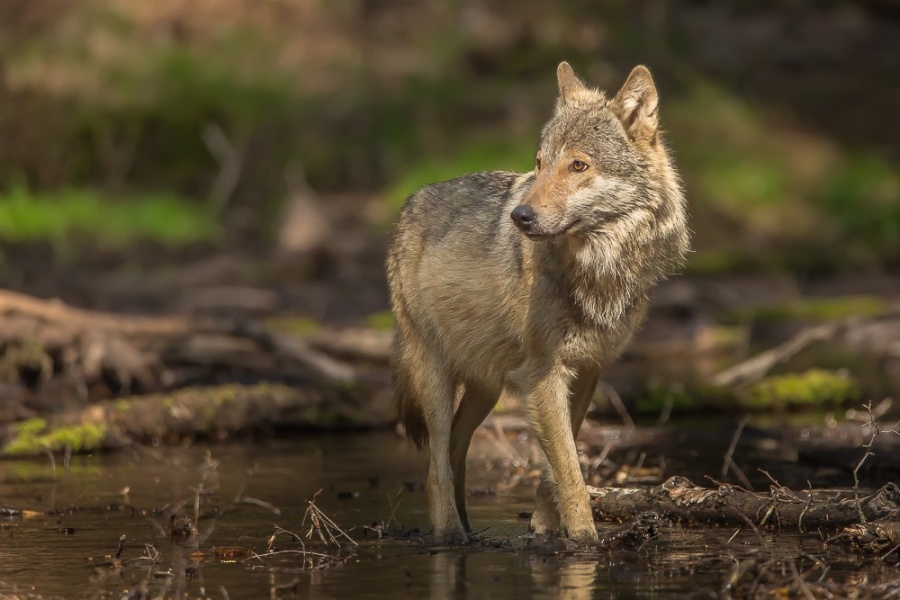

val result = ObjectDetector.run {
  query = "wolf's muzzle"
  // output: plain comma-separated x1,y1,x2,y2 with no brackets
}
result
510,205,536,231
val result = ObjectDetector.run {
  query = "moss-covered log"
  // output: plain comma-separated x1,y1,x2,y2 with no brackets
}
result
0,382,394,457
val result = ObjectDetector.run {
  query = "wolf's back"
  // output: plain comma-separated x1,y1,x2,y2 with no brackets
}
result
386,170,530,446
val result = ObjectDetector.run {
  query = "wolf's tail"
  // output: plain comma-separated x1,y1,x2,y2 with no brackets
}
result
392,334,429,449
394,367,429,449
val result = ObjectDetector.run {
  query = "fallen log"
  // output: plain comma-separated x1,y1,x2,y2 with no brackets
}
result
0,382,394,457
588,476,900,529
711,309,900,388
0,289,364,412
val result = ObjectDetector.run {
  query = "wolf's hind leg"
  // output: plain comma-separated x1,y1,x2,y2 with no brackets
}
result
404,337,466,544
531,370,599,537
450,381,501,532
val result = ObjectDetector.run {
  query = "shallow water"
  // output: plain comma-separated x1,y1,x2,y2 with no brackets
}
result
1,428,898,599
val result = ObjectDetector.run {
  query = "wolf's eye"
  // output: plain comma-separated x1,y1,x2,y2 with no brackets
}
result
570,160,589,173
535,156,542,171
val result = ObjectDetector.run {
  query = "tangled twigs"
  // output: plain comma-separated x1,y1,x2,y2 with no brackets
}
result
302,490,358,549
852,402,900,524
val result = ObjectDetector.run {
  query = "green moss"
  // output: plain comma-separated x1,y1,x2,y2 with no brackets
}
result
202,406,219,432
365,311,395,331
739,296,889,323
743,369,858,410
14,418,48,436
266,317,321,336
3,422,108,456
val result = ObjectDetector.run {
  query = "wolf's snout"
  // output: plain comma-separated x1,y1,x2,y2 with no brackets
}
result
510,205,536,230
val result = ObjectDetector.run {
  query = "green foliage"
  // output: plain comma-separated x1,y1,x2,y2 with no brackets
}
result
743,369,858,410
739,296,889,323
365,311,395,331
667,84,900,272
265,317,321,336
0,184,220,248
817,154,900,253
3,1,899,273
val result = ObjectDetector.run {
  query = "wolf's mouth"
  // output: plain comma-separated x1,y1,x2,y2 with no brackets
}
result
524,219,581,239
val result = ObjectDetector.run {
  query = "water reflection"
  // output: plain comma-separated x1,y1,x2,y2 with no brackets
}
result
430,553,467,600
529,555,599,600
426,551,601,600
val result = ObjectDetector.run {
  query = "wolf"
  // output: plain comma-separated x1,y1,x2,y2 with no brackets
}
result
386,62,689,544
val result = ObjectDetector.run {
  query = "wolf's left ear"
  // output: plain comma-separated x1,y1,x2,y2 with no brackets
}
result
556,61,586,105
612,66,659,143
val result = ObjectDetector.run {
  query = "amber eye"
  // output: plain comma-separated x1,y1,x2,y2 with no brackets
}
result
570,160,589,173
535,156,542,171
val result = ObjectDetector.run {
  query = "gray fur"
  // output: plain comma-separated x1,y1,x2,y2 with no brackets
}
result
387,62,689,544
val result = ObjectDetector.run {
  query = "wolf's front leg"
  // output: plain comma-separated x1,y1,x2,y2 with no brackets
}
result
524,362,598,543
530,368,599,535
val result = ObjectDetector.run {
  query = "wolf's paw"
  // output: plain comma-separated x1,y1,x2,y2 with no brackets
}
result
432,526,470,546
564,524,600,545
529,513,559,537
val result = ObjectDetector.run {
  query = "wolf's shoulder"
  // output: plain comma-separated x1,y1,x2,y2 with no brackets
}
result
405,170,531,211
397,170,532,247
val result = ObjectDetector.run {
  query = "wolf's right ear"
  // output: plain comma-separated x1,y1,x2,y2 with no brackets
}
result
556,61,586,105
612,65,659,143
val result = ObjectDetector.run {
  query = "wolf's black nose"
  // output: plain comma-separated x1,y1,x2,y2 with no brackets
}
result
511,205,536,230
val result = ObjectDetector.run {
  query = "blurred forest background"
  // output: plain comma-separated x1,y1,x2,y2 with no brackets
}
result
1,0,899,431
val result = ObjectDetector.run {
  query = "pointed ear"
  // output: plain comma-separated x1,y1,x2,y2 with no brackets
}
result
556,61,586,105
612,65,659,142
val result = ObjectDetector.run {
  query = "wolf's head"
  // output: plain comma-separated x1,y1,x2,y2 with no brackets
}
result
511,62,680,241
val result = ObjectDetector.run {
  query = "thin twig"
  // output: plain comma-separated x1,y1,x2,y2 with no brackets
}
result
599,382,635,430
728,460,754,491
853,402,880,524
239,496,282,515
41,448,56,478
202,121,247,214
721,415,750,479
789,557,816,600
798,481,814,534
491,420,528,466
657,387,676,425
